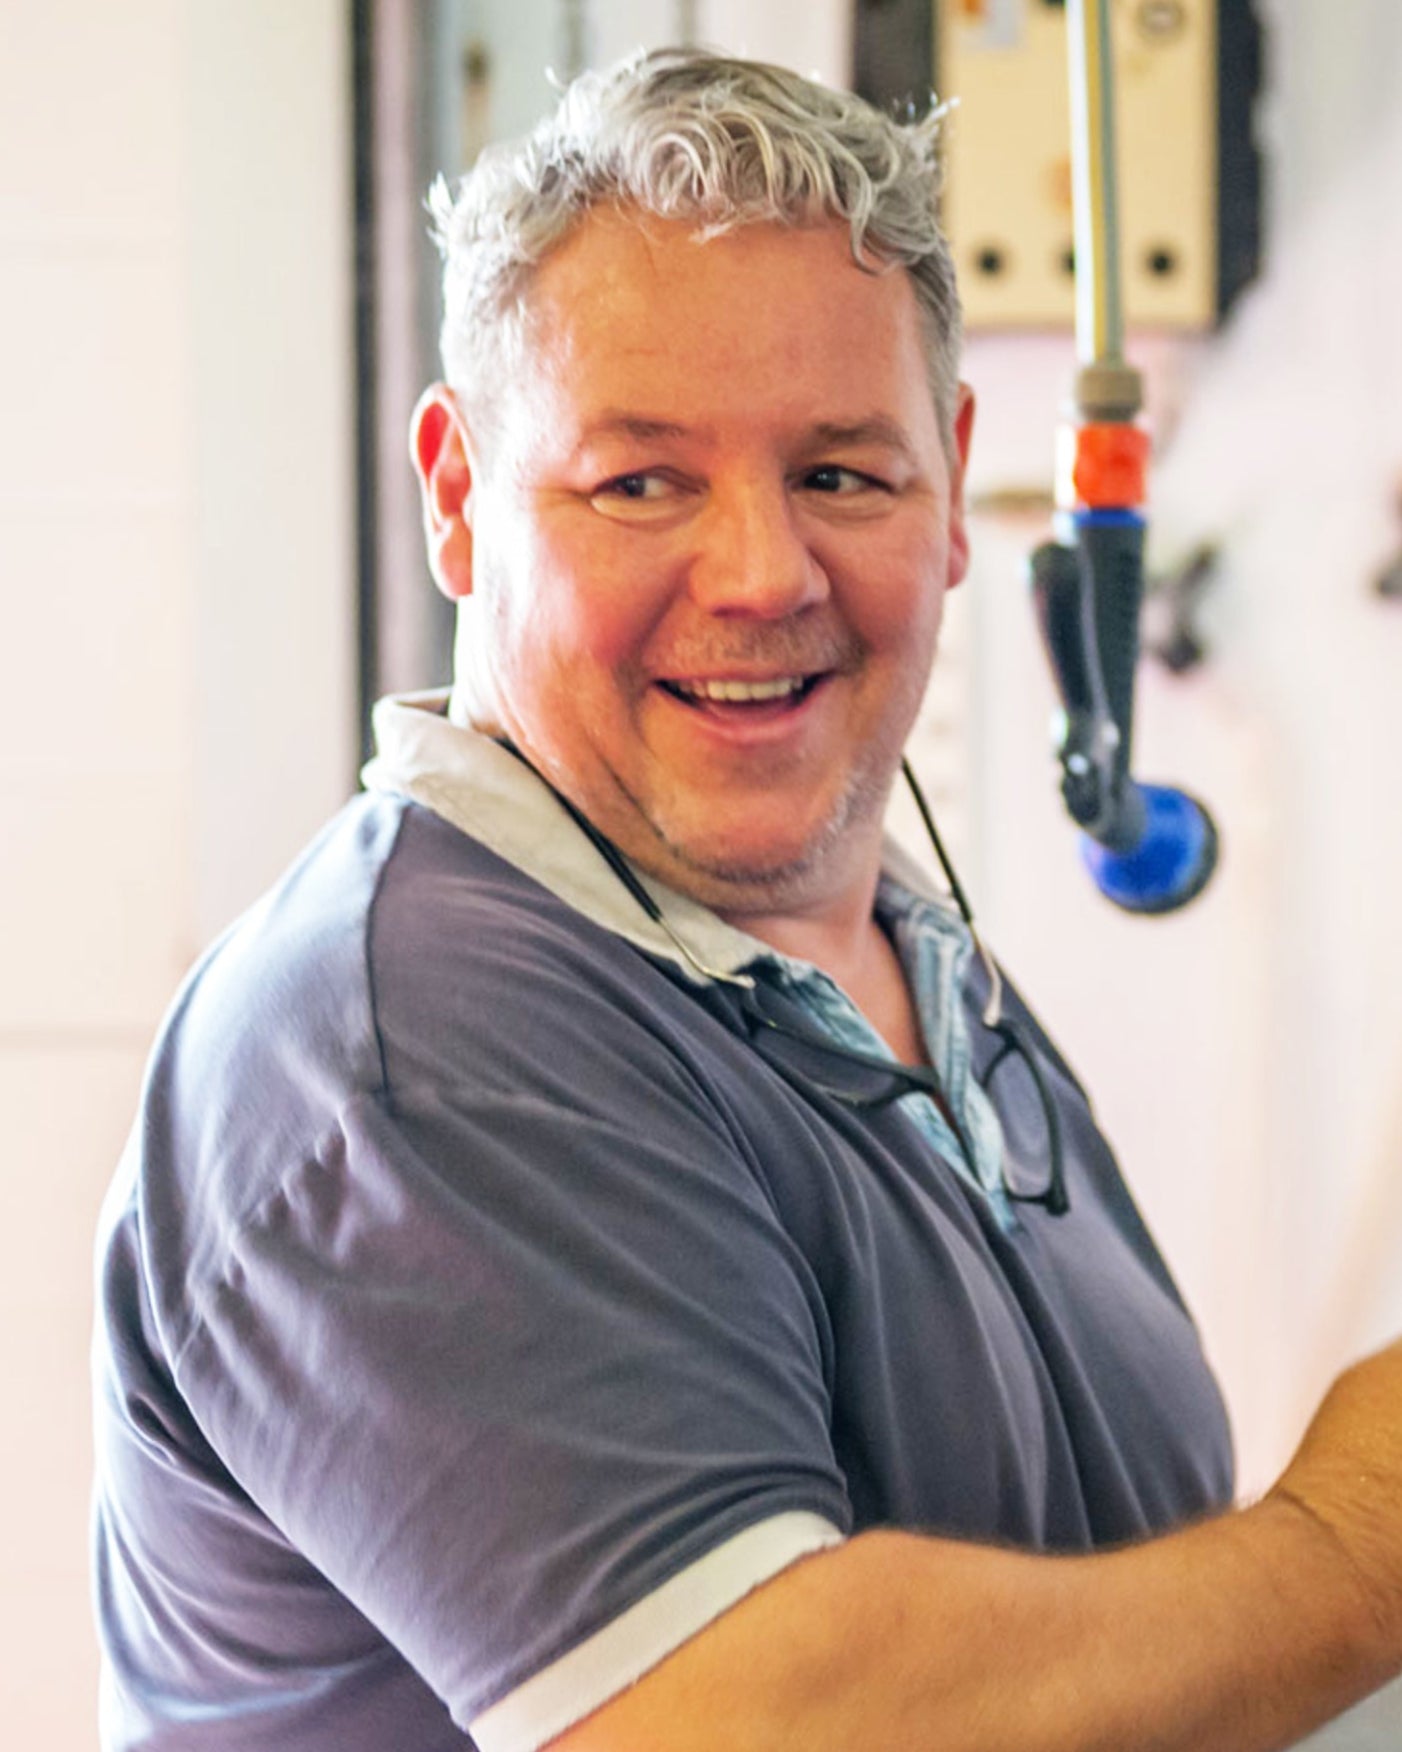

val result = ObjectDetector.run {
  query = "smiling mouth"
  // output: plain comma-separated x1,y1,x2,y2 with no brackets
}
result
658,674,825,708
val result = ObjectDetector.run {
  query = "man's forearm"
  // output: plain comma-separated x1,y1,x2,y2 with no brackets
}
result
555,1481,1400,1752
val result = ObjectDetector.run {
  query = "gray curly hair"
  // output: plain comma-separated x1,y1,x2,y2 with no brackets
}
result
429,47,963,446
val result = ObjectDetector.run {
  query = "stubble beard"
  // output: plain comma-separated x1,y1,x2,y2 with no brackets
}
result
617,740,901,919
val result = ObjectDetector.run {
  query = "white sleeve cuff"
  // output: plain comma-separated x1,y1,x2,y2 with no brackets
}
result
469,1510,846,1752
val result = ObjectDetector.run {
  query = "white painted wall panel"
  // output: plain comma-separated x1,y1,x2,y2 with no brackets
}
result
0,776,194,1031
700,0,851,83
0,0,183,239
0,507,193,776
0,5,354,1746
0,250,186,502
186,0,357,943
0,1045,148,1748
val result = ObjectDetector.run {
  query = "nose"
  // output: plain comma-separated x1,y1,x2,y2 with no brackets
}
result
686,477,829,619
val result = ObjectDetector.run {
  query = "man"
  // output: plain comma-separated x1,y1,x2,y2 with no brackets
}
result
93,47,1402,1752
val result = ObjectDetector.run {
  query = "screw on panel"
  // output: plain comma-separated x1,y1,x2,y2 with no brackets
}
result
1137,0,1187,40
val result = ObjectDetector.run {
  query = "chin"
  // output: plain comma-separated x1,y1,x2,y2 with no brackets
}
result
672,838,818,890
652,794,871,908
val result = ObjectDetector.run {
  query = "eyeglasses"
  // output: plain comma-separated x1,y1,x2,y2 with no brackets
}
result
519,750,1069,1218
722,959,1068,1218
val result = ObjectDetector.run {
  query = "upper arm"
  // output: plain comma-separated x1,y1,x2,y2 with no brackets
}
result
176,980,852,1744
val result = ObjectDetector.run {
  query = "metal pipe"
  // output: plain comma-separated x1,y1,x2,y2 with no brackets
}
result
1066,0,1141,420
1035,0,1219,912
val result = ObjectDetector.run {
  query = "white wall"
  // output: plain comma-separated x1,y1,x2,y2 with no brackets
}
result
0,3,354,1744
454,0,851,151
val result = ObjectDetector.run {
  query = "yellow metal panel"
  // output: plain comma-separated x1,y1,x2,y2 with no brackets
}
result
939,0,1218,329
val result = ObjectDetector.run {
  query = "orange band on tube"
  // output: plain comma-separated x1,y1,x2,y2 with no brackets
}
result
1056,422,1151,511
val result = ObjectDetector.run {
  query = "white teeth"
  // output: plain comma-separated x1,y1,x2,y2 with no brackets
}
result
675,676,805,703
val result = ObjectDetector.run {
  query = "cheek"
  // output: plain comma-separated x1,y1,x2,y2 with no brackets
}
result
525,525,675,674
830,529,950,651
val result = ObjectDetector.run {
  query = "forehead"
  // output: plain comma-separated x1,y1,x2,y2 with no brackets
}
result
497,208,938,445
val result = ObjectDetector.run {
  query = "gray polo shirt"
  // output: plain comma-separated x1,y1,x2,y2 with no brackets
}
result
92,697,1234,1751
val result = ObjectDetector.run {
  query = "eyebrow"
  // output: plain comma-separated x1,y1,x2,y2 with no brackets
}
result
807,417,919,458
571,412,919,456
575,414,701,447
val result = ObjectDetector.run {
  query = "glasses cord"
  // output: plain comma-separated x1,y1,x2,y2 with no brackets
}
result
900,759,1006,1031
499,743,758,991
500,740,1002,1026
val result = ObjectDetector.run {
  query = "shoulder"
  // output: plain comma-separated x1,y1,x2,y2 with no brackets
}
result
118,798,737,1341
368,801,740,1138
108,795,417,1348
151,790,608,1105
161,792,410,1102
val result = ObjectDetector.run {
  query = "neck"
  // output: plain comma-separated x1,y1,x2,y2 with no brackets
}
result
716,876,883,982
717,865,927,1068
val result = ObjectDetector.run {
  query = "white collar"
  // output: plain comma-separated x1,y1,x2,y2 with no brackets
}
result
362,691,958,984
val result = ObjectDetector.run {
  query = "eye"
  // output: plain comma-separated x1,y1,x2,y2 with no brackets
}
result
588,471,687,522
598,472,665,500
801,465,887,496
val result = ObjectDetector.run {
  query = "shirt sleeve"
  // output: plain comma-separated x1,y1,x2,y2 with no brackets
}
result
171,917,852,1748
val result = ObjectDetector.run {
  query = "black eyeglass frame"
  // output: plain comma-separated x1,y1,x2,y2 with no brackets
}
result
723,973,1068,1217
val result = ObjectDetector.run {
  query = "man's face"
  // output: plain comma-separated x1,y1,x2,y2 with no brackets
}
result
438,209,973,921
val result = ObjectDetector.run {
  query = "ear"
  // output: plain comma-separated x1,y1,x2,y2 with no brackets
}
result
944,384,977,591
410,384,477,601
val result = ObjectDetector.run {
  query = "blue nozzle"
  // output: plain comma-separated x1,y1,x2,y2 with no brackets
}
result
1078,783,1219,914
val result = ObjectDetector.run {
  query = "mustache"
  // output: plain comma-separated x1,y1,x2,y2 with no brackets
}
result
651,622,864,679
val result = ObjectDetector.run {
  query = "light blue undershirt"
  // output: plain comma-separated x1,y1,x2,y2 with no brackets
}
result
748,877,1011,1230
